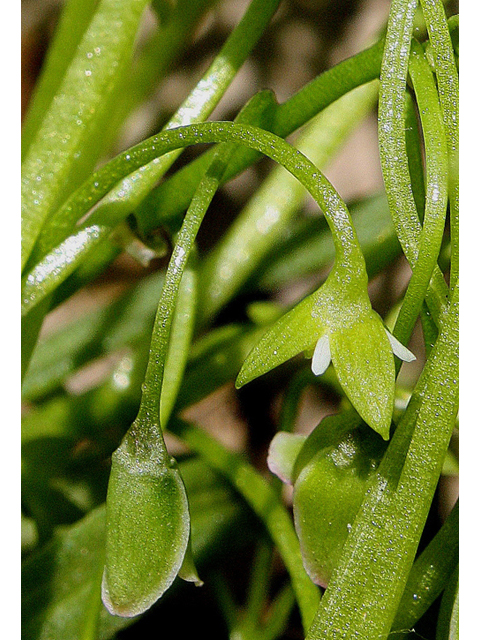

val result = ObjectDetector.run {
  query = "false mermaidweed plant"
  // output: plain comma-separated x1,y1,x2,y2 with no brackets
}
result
22,0,459,638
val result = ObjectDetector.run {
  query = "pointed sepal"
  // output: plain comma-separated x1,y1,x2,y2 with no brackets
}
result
330,311,395,439
236,293,323,388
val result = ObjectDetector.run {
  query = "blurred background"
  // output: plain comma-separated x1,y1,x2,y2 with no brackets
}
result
21,1,459,637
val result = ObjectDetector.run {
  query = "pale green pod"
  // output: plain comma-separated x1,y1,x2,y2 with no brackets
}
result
268,415,386,588
102,424,190,617
293,424,386,587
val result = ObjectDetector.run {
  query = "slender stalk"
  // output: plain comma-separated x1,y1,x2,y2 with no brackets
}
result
22,121,367,316
197,81,379,325
139,38,386,228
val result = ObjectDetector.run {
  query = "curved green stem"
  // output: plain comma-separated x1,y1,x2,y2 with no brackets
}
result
197,81,379,325
22,121,367,316
139,38,386,228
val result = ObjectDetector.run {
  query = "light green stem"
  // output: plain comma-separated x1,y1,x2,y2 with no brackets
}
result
197,81,379,325
22,122,367,316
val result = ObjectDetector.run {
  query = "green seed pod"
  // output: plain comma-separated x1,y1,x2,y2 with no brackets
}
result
268,414,387,588
102,421,190,617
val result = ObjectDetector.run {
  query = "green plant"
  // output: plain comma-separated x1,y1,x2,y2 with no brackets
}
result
21,0,459,638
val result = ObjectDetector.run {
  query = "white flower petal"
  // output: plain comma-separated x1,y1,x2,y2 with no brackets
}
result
385,329,416,362
267,432,306,484
311,334,331,375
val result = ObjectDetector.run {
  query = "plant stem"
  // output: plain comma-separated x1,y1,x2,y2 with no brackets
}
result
197,81,379,325
22,121,367,316
139,38,386,228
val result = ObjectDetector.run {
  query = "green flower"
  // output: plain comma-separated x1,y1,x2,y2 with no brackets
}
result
237,267,414,440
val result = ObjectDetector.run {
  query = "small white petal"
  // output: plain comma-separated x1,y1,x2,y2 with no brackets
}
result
267,432,306,484
311,334,331,375
385,329,416,362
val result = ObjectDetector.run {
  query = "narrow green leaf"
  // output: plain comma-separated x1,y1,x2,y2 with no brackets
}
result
391,38,449,357
21,0,99,157
419,1,459,290
436,565,459,640
21,0,152,270
378,0,449,327
391,501,459,633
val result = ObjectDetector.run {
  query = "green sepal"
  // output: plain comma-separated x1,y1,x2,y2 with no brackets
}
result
235,290,323,388
330,310,395,440
236,266,395,438
178,535,204,587
102,425,190,617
